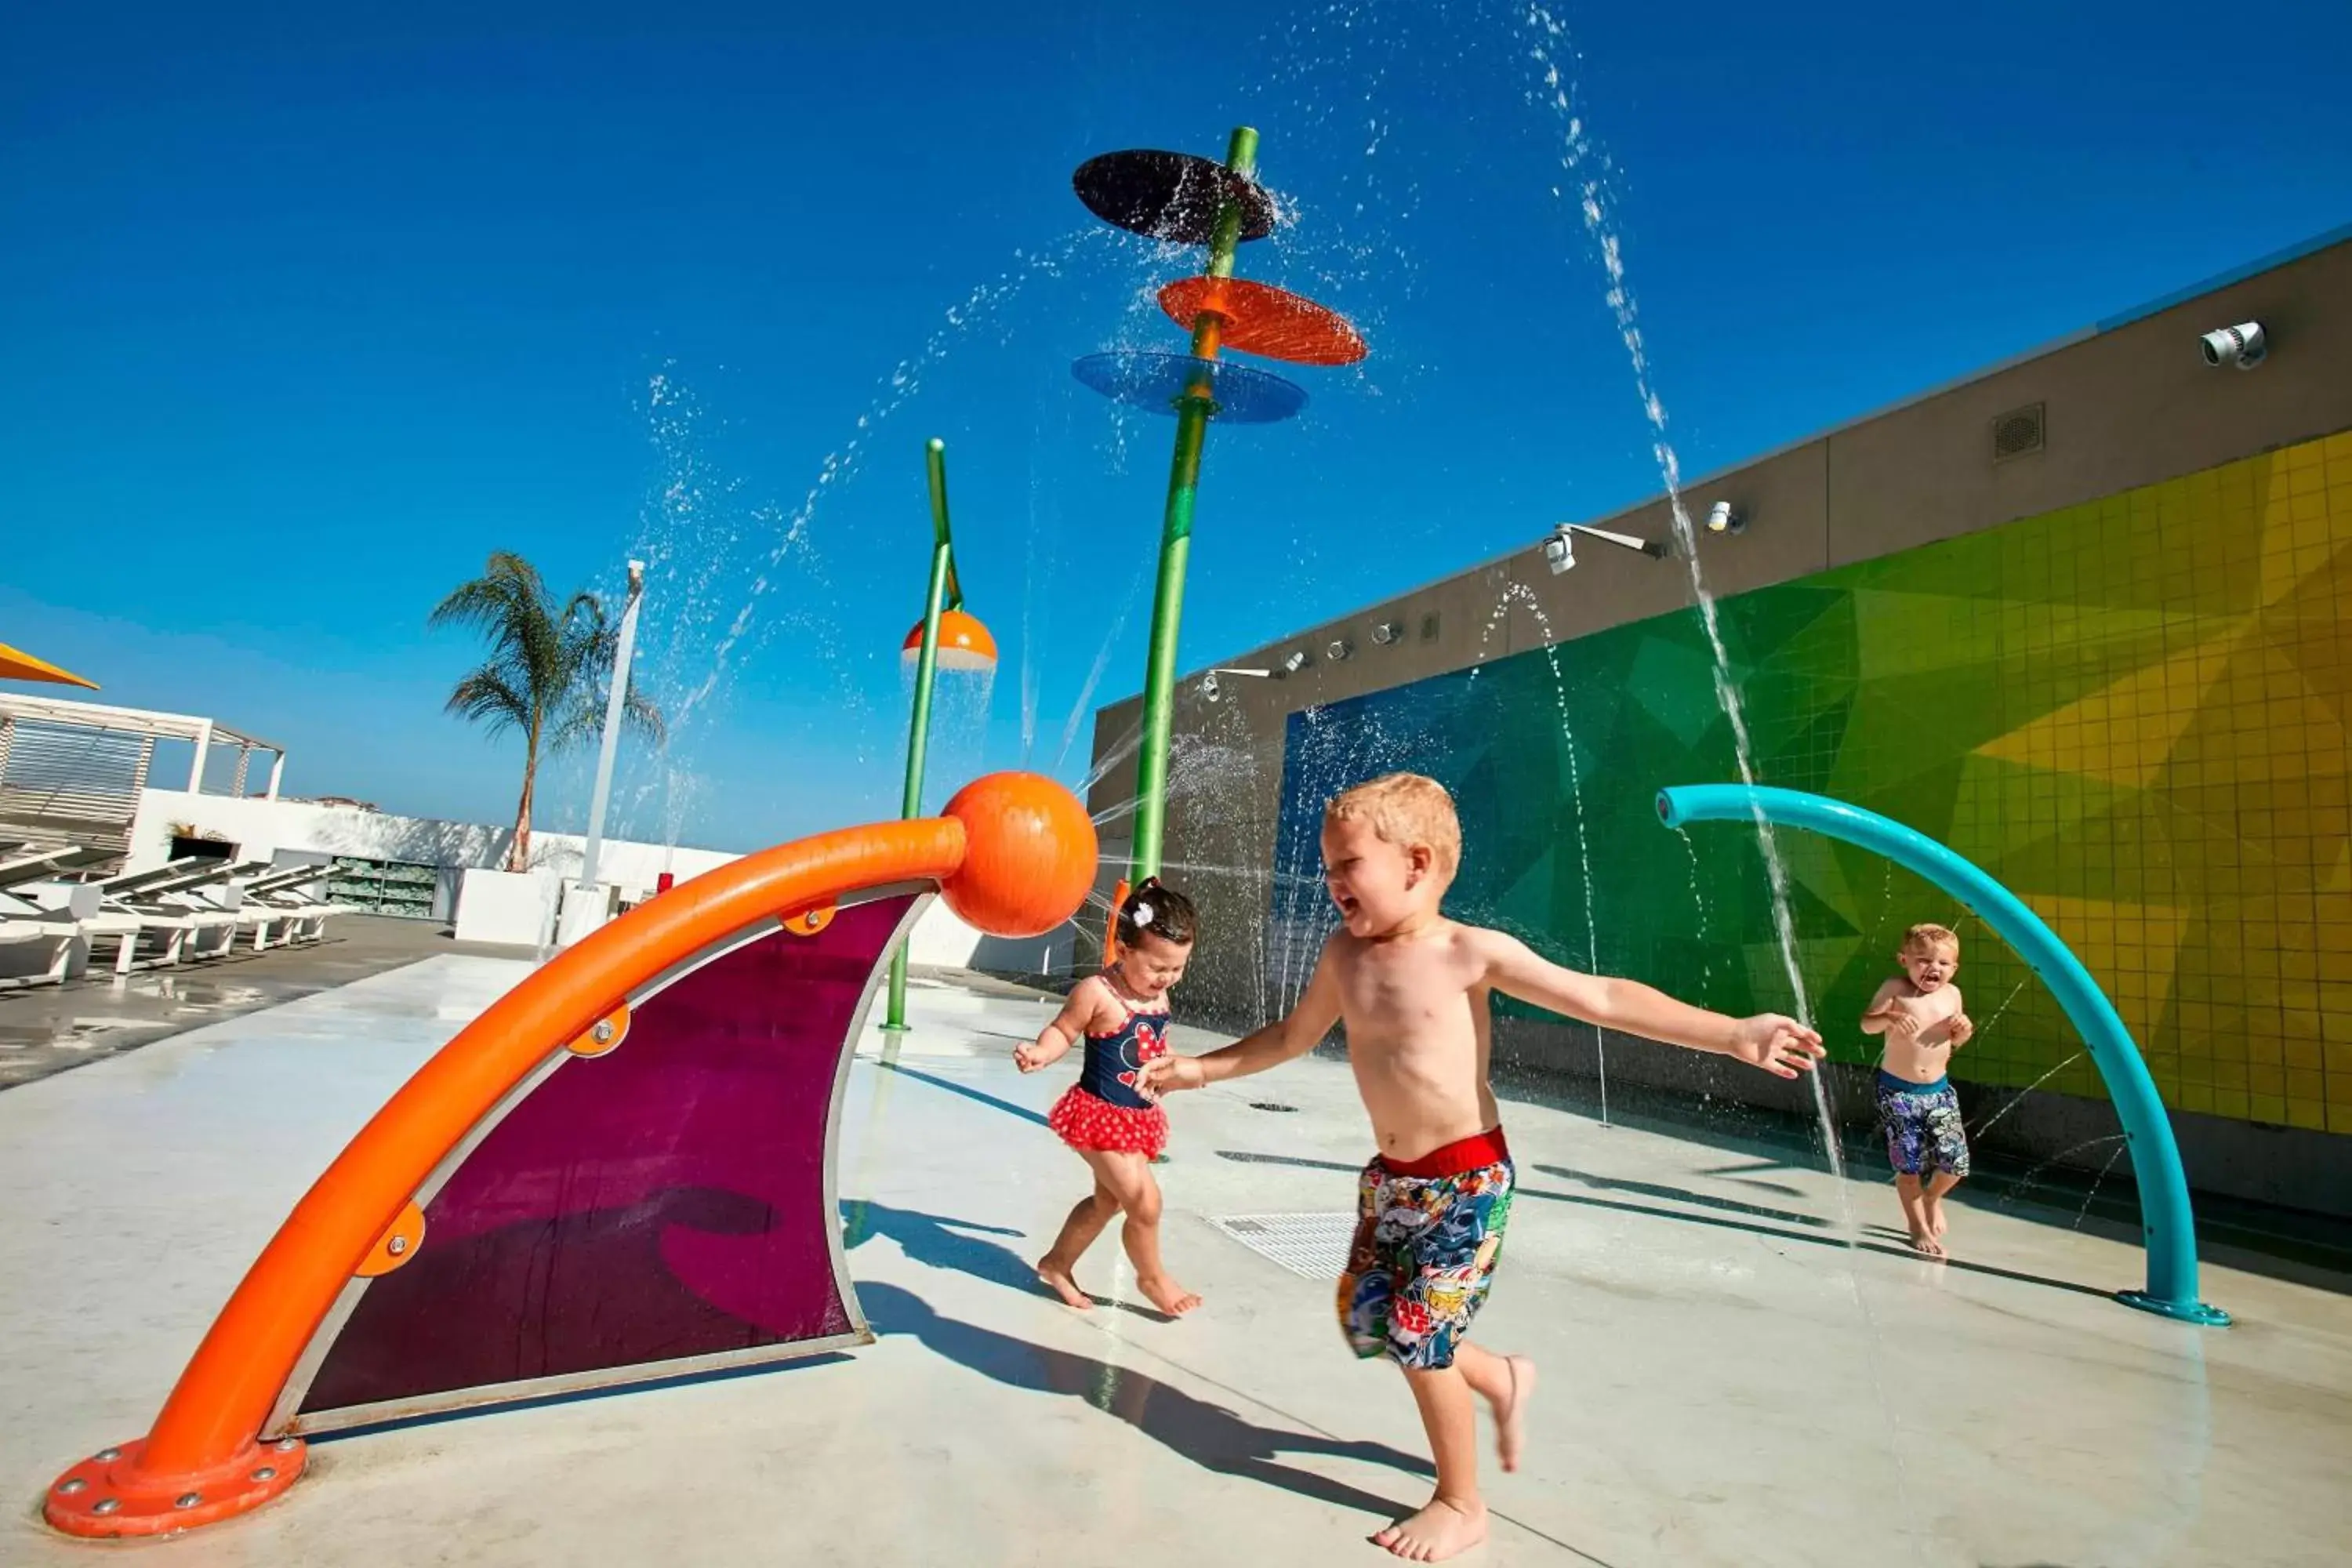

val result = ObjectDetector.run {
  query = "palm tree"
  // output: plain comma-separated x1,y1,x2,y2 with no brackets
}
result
429,552,664,872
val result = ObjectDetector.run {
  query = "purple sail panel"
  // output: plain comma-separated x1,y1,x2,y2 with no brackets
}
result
298,895,910,1419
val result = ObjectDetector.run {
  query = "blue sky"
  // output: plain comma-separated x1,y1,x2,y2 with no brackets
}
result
5,0,2347,851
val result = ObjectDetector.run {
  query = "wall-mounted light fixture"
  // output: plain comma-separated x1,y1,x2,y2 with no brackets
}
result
1199,666,1272,703
1542,522,1671,575
2201,321,2267,371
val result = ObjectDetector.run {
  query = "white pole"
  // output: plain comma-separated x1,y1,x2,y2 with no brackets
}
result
579,560,644,891
187,721,214,794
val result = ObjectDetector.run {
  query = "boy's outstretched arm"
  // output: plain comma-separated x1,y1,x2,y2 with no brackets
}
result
1140,944,1344,1094
1476,930,1826,1079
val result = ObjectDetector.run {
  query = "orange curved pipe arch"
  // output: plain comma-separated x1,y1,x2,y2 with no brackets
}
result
49,815,967,1537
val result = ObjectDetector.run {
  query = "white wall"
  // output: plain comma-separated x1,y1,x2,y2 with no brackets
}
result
905,900,1077,979
129,789,738,903
904,901,982,966
453,868,562,948
129,789,1082,975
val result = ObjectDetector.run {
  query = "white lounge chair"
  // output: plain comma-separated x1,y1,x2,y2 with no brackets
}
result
180,862,332,949
241,864,354,945
0,843,131,983
229,863,341,947
0,884,114,986
125,859,272,961
28,856,246,973
0,908,82,989
0,841,113,891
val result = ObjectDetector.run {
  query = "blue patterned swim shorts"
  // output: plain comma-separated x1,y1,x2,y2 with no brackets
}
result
1877,1070,1969,1178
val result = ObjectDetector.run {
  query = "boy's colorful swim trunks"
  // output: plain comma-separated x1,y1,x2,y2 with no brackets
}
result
1876,1069,1970,1178
1337,1127,1515,1370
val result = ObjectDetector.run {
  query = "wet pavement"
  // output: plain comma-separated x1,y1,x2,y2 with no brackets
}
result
0,916,531,1091
2,963,2345,1566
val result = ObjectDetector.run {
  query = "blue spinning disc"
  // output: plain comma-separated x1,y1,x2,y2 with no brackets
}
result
1070,351,1307,424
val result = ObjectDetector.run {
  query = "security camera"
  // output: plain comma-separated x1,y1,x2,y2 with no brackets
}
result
2201,322,2266,371
1704,502,1744,535
1542,525,1576,575
1370,619,1403,646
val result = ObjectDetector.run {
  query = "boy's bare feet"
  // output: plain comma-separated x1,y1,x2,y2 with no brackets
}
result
1037,1257,1094,1310
1372,1496,1488,1561
1136,1273,1202,1316
1490,1355,1537,1472
1926,1199,1949,1237
1904,1221,1947,1259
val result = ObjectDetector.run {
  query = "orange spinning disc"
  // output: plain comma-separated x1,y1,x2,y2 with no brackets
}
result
1156,277,1367,365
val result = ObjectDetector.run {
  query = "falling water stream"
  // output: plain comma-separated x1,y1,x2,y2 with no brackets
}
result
1472,580,1609,1122
1518,1,1844,1183
1511,6,1931,1548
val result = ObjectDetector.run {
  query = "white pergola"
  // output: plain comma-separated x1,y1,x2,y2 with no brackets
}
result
0,695,288,858
0,693,287,797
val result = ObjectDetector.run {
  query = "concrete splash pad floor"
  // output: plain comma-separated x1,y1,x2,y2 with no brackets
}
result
2,958,2346,1566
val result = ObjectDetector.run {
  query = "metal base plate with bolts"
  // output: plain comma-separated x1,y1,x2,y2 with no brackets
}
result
2114,1290,2233,1327
45,1436,307,1539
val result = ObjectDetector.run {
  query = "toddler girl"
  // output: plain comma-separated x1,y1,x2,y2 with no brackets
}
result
1015,878,1202,1316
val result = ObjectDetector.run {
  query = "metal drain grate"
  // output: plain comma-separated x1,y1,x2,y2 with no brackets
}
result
1209,1212,1357,1280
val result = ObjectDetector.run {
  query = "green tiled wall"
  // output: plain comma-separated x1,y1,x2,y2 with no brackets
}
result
1274,431,2352,1133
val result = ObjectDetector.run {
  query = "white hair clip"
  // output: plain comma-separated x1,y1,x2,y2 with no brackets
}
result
1131,900,1155,926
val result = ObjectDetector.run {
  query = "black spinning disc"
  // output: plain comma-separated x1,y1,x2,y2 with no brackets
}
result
1072,150,1277,245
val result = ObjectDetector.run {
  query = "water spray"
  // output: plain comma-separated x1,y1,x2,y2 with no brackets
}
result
1069,129,1367,888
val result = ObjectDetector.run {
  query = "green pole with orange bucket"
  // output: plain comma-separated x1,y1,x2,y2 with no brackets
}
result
884,438,996,1033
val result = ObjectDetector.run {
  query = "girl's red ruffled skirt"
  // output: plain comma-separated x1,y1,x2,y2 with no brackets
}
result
1048,1085,1169,1159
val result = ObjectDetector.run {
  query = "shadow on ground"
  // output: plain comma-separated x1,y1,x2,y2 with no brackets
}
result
1211,1149,2121,1304
841,1197,1172,1321
859,1279,1433,1523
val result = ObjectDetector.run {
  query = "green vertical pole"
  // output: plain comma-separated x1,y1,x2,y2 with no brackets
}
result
884,438,957,1033
1130,125,1258,886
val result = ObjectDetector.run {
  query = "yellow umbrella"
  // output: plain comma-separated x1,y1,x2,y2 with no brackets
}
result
0,641,99,689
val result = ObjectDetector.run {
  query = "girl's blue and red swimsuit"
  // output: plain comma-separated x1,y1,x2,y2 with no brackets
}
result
1047,982,1171,1158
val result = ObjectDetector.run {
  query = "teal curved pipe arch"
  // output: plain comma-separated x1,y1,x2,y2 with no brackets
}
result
1657,783,2230,1327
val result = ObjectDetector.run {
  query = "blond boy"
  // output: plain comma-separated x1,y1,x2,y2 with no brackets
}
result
1143,773,1824,1561
1860,924,1976,1257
